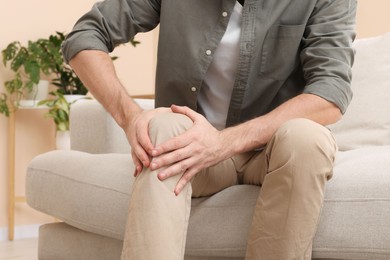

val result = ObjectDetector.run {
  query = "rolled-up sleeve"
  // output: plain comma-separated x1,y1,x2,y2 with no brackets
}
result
62,0,161,63
301,0,357,114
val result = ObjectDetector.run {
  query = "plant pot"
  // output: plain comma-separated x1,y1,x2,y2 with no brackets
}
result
56,130,71,150
64,94,86,104
19,80,49,107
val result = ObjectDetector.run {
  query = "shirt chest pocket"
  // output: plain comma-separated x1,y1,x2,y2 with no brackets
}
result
259,24,306,80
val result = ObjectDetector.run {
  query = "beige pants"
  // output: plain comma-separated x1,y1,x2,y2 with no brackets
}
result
121,112,337,260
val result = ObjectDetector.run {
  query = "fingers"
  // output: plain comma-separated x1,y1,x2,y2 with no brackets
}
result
127,108,163,169
130,145,147,169
174,169,197,195
133,106,173,159
152,132,192,160
155,157,198,196
131,151,143,177
153,105,210,158
129,106,209,195
136,117,154,157
171,104,198,122
156,157,191,180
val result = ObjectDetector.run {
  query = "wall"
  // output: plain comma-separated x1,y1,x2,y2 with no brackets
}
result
0,0,390,240
356,0,390,38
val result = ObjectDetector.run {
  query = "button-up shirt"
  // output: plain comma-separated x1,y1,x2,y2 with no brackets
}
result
62,0,357,127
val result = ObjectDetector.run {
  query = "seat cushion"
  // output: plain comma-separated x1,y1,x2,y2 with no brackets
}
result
313,146,390,259
26,146,390,259
26,150,259,258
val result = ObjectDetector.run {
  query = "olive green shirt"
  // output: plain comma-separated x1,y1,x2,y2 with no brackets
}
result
62,0,357,127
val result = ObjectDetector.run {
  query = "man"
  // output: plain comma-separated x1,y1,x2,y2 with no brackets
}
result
62,0,357,259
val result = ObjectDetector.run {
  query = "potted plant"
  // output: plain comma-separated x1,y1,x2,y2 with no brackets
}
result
38,91,71,132
2,32,140,150
37,90,83,149
1,32,140,117
1,38,52,115
39,32,88,97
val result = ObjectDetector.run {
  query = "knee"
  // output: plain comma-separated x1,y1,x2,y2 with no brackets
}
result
271,118,337,162
148,111,193,145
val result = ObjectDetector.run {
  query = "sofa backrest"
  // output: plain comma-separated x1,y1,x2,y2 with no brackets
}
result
328,32,390,151
70,99,154,154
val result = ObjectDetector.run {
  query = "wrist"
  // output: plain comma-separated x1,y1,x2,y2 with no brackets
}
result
219,127,245,157
110,93,143,130
221,118,269,155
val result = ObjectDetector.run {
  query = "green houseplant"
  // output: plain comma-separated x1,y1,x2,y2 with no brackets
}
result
2,32,139,148
38,91,72,132
1,32,139,117
38,90,73,150
39,32,88,95
1,38,53,116
0,93,10,116
38,90,90,149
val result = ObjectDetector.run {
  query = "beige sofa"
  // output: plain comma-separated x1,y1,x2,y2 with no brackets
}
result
26,33,390,260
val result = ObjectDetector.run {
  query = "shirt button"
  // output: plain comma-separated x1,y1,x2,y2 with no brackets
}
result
191,87,197,92
222,12,228,17
205,49,212,56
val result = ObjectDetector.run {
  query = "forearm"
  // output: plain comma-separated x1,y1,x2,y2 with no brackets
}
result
222,93,342,155
69,50,142,128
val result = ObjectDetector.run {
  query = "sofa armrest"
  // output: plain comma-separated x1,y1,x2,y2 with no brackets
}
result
69,99,154,154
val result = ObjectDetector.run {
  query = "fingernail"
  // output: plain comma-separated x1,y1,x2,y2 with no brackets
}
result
151,149,158,156
174,186,181,196
159,173,166,180
134,165,140,176
151,162,157,170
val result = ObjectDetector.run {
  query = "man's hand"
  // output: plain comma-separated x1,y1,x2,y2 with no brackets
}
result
126,107,172,176
150,105,229,195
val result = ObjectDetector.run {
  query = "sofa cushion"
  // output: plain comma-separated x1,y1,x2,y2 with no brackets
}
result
313,146,390,259
26,151,134,239
26,146,390,259
328,33,390,151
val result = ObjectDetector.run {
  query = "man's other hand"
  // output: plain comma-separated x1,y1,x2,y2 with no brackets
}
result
150,105,228,195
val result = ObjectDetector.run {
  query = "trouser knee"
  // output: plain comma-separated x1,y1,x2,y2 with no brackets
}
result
268,118,337,179
148,111,193,146
272,118,336,157
135,111,193,192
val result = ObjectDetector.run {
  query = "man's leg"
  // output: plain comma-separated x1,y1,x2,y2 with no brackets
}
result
242,118,337,260
121,112,238,260
121,112,193,260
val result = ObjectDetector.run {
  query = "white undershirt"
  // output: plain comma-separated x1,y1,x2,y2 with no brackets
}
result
198,2,243,130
